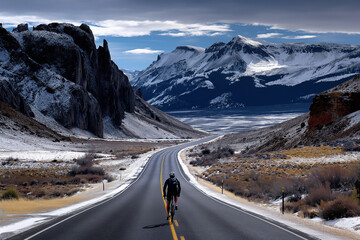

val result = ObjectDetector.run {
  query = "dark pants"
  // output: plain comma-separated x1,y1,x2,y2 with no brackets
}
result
166,196,178,214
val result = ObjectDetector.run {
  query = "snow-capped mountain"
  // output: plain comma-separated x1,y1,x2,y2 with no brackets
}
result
121,69,141,83
133,35,360,110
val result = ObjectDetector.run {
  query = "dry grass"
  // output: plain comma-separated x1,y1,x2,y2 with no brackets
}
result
280,145,344,158
0,194,87,215
189,143,360,218
0,140,168,202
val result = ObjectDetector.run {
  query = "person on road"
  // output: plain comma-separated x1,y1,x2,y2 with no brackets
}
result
163,171,181,219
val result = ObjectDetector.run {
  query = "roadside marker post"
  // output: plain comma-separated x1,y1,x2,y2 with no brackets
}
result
221,179,224,194
103,181,105,191
282,187,284,214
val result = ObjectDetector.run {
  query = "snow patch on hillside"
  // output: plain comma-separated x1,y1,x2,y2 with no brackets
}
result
316,73,357,83
244,59,287,75
121,113,177,139
235,35,262,47
345,110,360,131
210,92,232,106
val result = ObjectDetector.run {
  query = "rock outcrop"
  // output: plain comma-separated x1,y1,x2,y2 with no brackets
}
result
0,22,203,139
0,80,34,117
308,75,360,130
0,23,135,137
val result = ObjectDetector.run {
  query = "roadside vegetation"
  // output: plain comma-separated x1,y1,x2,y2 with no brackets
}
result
0,140,170,203
0,154,112,200
188,142,360,220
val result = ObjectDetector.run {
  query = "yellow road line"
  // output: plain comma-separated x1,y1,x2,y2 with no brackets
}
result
160,151,179,240
180,236,185,240
174,220,179,227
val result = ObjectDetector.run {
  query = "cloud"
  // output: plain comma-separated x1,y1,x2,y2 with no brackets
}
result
89,20,231,37
124,48,164,54
1,1,359,34
0,15,231,37
256,32,317,40
256,33,282,38
282,35,317,39
160,32,187,37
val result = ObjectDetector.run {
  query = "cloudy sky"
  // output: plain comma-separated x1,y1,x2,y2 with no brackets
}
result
1,0,359,70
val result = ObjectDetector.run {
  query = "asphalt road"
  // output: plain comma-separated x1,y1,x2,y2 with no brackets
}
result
11,137,315,240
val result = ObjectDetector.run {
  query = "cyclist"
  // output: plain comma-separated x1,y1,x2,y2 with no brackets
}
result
163,171,181,219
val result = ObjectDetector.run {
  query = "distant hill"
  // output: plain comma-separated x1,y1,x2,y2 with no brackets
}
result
0,23,205,139
133,35,360,110
203,75,360,153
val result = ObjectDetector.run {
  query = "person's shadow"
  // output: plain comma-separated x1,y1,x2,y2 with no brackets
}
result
142,222,169,229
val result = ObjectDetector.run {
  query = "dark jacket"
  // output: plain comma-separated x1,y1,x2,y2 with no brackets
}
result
163,177,181,199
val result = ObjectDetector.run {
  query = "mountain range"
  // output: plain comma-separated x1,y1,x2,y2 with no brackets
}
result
133,35,360,110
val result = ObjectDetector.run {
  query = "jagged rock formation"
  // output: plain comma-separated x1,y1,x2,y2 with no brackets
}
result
0,23,203,139
133,35,360,110
0,23,135,137
308,75,360,130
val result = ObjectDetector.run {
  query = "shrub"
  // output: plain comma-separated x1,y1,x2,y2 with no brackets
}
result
320,195,360,220
105,175,115,182
86,174,103,183
202,149,211,155
270,177,305,199
76,154,94,167
284,199,306,213
69,176,81,184
308,166,355,189
2,188,19,200
302,208,318,218
306,182,333,206
69,166,105,176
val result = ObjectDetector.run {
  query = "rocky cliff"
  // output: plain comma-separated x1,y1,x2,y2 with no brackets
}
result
0,23,205,139
308,75,360,130
0,23,135,137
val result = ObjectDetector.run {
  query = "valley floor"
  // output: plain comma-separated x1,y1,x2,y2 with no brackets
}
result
1,136,360,239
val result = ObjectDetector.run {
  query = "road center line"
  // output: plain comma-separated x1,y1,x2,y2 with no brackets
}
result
160,150,179,240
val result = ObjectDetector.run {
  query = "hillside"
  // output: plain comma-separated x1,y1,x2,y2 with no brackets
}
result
133,35,360,110
0,23,205,139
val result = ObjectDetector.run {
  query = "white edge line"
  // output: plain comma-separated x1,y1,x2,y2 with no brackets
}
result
176,144,309,240
23,148,165,240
